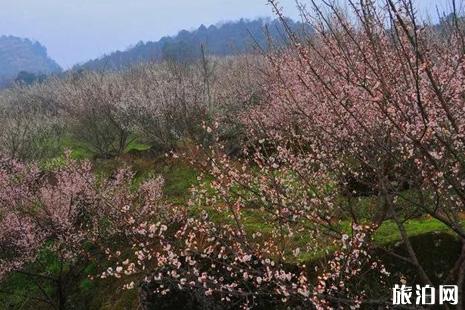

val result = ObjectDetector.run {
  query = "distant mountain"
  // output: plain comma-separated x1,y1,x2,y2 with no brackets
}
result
0,36,62,88
76,18,309,71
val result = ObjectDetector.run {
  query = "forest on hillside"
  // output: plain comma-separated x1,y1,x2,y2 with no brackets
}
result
1,1,465,309
75,18,308,71
0,36,61,88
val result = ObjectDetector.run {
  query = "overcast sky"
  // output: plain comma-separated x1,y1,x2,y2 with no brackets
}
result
0,0,455,68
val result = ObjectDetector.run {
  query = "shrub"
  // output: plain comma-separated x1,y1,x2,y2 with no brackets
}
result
0,85,64,160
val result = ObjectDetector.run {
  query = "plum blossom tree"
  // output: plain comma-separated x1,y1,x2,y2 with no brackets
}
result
0,156,165,309
0,85,64,160
101,190,379,309
101,0,465,307
243,0,465,306
2,0,465,308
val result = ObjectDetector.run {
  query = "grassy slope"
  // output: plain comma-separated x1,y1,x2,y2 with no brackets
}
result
1,146,459,309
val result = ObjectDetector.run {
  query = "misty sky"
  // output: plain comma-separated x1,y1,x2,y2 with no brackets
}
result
0,0,455,68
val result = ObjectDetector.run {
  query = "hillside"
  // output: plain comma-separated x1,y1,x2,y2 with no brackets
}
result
76,18,309,71
0,36,62,87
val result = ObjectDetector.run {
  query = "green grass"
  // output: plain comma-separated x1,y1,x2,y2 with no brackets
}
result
159,162,199,204
50,135,151,160
219,206,460,262
95,156,199,204
374,217,455,245
125,140,151,153
6,138,463,308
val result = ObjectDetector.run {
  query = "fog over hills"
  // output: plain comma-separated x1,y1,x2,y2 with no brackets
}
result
76,18,308,71
0,35,62,87
0,17,307,88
